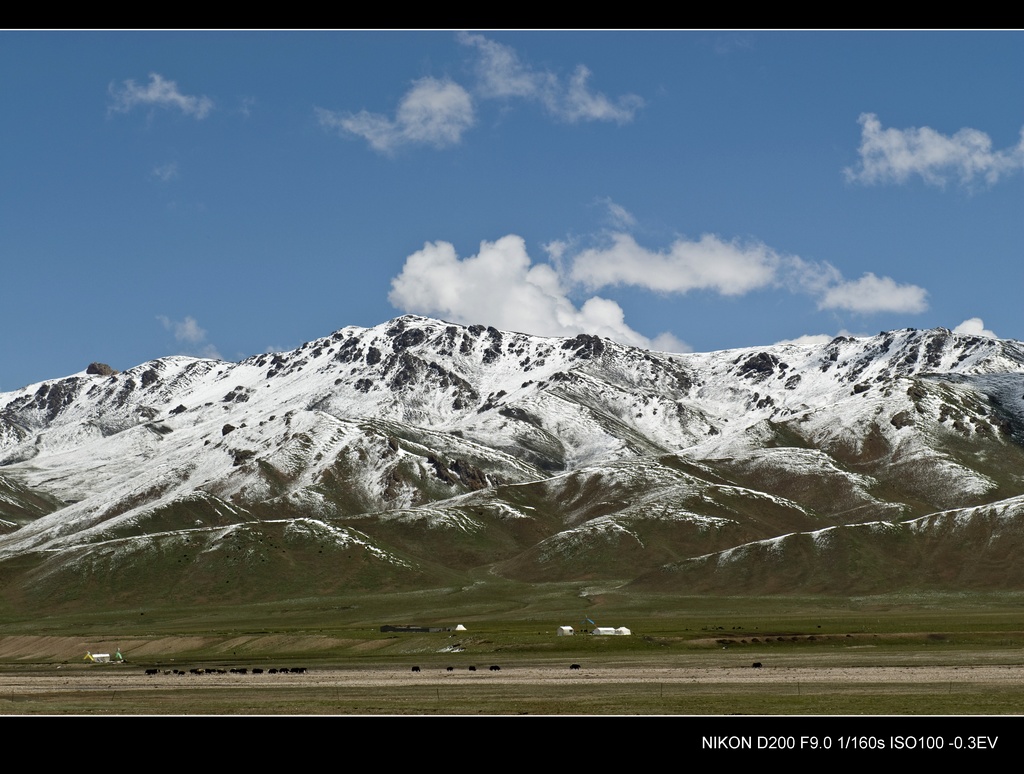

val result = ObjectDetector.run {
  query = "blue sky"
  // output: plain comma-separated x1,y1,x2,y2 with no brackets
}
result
2,31,1022,390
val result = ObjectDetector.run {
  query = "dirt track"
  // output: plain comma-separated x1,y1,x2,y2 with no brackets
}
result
2,662,1022,690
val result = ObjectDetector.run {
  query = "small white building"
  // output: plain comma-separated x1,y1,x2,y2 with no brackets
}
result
557,626,574,636
84,648,123,663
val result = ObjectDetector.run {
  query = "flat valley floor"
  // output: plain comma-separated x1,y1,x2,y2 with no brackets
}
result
4,590,1024,715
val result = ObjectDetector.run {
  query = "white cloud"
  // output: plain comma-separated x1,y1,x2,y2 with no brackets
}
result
323,35,641,156
817,272,928,314
317,77,474,154
388,235,688,352
845,113,1024,188
457,31,538,100
566,231,926,316
773,333,836,348
570,233,781,296
152,162,178,182
109,73,214,119
775,329,866,347
781,255,844,297
650,331,692,353
459,32,643,124
953,317,997,338
158,314,204,343
542,238,569,265
157,315,222,359
556,65,644,124
389,227,927,357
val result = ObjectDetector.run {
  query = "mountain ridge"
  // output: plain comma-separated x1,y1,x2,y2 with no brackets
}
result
3,315,1024,606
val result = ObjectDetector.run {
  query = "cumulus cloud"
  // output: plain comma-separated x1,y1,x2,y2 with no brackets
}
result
570,233,782,296
774,333,837,348
109,73,214,119
388,235,687,351
157,315,222,359
817,272,928,314
317,78,474,154
953,317,997,338
458,32,643,124
775,330,867,348
567,231,927,316
388,228,927,355
845,113,1024,188
650,331,692,353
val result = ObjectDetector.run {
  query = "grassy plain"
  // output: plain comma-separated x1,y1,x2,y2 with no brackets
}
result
2,582,1024,715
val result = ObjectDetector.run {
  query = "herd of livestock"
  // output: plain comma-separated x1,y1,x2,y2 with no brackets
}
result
142,664,587,675
144,667,308,675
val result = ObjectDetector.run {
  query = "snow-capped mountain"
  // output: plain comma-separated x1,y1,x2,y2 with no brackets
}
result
3,315,1024,605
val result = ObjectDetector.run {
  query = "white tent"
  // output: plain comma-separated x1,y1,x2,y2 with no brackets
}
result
455,624,467,631
614,627,632,636
592,627,616,636
557,626,574,636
